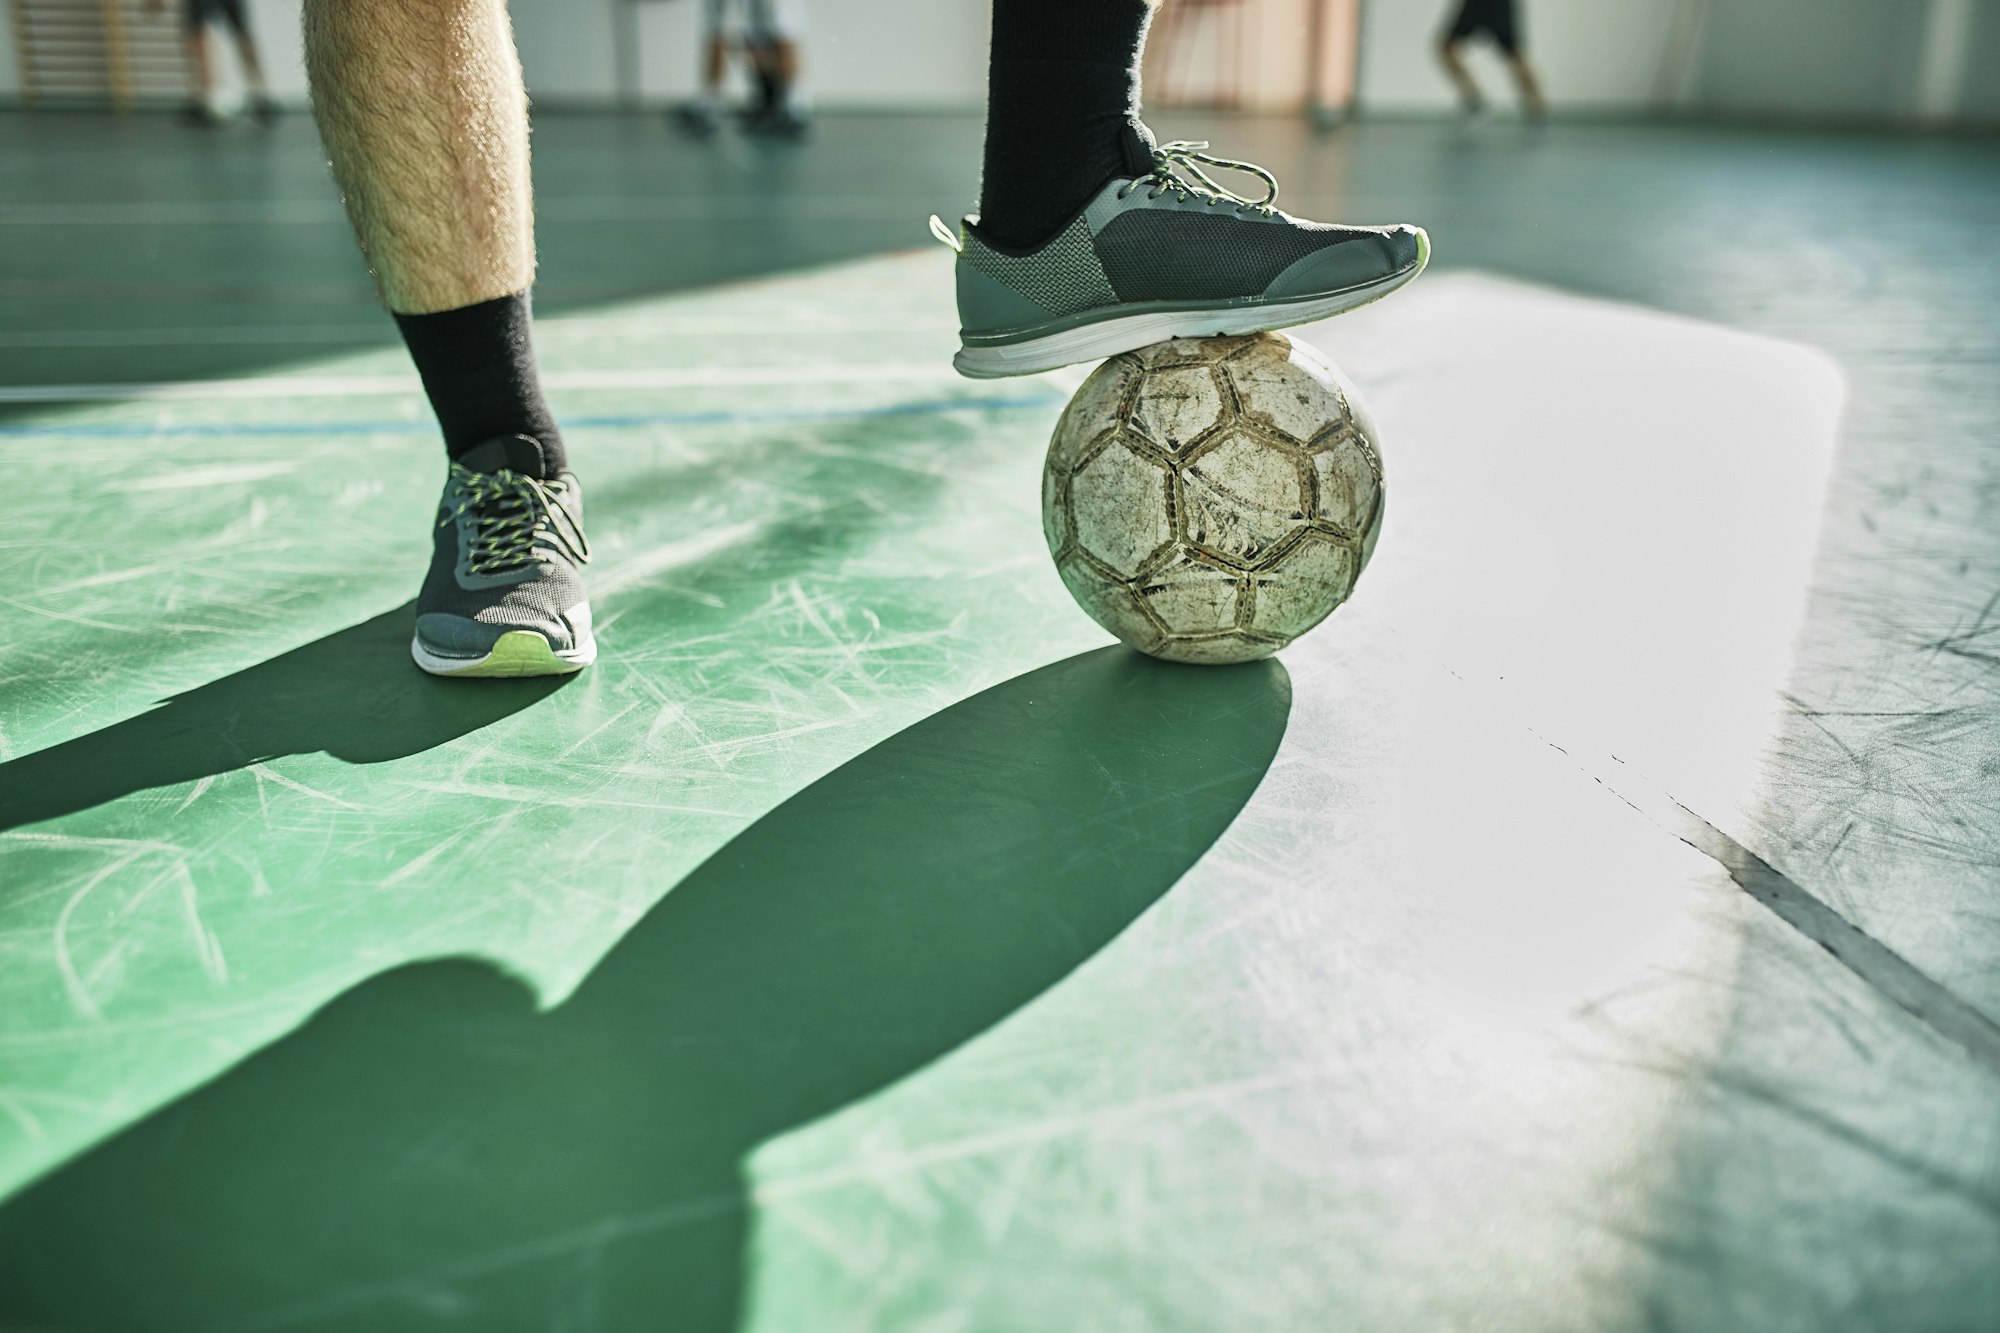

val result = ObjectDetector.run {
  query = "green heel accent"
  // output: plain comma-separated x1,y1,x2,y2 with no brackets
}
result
438,631,589,679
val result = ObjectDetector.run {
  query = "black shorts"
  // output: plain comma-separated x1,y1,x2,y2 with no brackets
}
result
183,0,248,35
1445,0,1522,55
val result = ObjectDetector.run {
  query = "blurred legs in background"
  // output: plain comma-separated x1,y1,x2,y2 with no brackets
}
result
304,0,594,678
1505,48,1547,121
1438,0,1545,122
151,0,277,124
677,0,730,137
742,0,809,136
676,0,810,139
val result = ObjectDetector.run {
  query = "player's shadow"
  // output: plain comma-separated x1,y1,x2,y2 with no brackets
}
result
0,646,1292,1332
0,601,567,836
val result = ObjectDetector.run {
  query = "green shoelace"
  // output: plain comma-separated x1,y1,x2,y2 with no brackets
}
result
1117,139,1281,215
444,466,590,577
924,138,1285,253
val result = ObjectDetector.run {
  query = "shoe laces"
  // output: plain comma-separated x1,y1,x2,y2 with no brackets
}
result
444,464,590,577
1117,140,1281,215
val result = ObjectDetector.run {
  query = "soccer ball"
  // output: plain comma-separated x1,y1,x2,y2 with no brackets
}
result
1042,332,1384,665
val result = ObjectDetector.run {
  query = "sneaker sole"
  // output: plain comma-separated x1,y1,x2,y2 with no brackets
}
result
410,629,597,679
953,230,1430,380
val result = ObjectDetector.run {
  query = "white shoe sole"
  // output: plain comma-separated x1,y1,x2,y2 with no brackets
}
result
953,238,1429,380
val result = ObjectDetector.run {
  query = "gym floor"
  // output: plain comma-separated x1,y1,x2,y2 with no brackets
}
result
1,111,1997,1330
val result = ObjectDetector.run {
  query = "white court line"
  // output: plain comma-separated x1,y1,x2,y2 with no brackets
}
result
0,363,961,404
0,197,939,226
0,316,957,349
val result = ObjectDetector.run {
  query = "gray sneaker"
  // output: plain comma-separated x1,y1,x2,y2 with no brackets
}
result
941,124,1429,379
412,435,595,678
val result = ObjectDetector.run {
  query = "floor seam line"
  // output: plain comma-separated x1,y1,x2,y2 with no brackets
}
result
1411,641,2000,1076
1543,731,2000,1076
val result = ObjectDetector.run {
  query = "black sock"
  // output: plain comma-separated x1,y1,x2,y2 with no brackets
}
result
978,0,1154,252
393,291,567,477
750,42,780,113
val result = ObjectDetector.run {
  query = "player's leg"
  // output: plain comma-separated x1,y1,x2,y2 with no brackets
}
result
304,0,593,678
947,0,1429,379
1506,52,1546,121
745,39,779,115
179,0,222,125
676,0,729,137
217,0,279,124
1437,0,1488,117
1493,4,1546,123
1438,37,1484,118
742,0,808,136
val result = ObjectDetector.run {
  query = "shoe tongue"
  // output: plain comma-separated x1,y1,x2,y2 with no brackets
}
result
1119,120,1159,178
457,434,548,479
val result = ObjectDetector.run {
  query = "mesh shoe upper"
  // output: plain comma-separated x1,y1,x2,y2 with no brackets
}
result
1092,209,1385,303
415,435,591,658
961,213,1118,318
953,123,1422,335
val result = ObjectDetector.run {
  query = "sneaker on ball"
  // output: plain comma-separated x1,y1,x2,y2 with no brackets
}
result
412,435,595,679
939,123,1429,379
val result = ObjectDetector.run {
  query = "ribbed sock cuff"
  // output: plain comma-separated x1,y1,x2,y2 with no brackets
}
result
978,0,1155,250
393,291,568,476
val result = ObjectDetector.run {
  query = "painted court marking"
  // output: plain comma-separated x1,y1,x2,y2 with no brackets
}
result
0,196,946,227
7,358,1990,1077
0,363,968,405
0,393,1064,439
0,315,957,349
1469,668,2000,1075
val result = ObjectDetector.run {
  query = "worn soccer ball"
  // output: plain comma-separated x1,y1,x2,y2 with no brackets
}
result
1042,332,1385,665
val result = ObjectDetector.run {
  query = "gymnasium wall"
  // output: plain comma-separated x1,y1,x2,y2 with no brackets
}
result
1689,0,1933,121
1357,0,1689,115
1963,1,2000,124
0,0,997,109
0,0,1992,126
536,0,993,110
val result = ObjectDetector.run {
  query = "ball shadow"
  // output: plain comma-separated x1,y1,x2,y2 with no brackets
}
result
0,646,1292,1332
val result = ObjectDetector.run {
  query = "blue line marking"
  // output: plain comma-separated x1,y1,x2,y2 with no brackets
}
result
0,392,1065,439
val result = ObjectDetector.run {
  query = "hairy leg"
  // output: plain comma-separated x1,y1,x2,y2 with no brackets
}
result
303,0,532,315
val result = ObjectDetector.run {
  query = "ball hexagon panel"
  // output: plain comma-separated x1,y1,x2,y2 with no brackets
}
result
1310,434,1383,538
1127,364,1228,454
1041,456,1070,555
1127,337,1224,371
1055,556,1163,654
1068,440,1175,579
1223,338,1347,446
1180,431,1312,568
1052,357,1141,472
1135,555,1243,635
1150,630,1283,666
1246,535,1359,639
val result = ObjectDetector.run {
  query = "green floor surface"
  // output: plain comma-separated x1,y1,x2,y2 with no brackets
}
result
1,113,1997,1331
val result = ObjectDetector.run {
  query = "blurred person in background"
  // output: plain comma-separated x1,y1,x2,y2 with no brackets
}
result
1438,0,1546,123
300,0,1424,679
674,0,810,139
147,0,280,126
